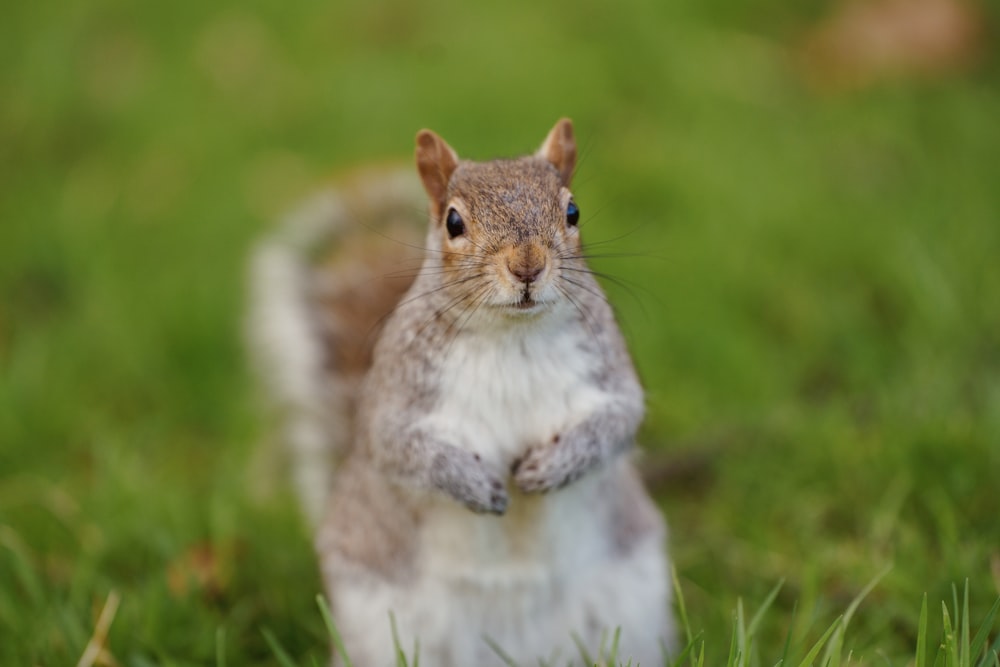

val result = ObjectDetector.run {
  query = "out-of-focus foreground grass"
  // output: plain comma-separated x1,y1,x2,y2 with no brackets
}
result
2,0,999,664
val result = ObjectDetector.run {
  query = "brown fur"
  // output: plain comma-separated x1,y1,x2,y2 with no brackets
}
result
317,458,420,582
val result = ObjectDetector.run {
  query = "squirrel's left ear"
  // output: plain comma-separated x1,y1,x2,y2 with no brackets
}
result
415,129,459,218
537,118,576,187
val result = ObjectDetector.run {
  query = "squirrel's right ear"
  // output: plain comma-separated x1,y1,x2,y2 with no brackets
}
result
537,118,576,187
415,129,459,217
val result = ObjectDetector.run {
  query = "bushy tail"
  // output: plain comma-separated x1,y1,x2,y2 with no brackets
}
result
246,167,424,527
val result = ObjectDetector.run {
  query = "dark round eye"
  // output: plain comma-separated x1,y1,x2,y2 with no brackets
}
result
445,208,465,238
566,201,580,227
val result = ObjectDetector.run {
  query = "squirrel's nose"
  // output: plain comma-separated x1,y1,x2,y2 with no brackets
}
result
507,261,544,284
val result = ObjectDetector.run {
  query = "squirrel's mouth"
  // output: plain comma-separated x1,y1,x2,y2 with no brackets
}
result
516,287,537,308
507,290,545,313
500,283,552,314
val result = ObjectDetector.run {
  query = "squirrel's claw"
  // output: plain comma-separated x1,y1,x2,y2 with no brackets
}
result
512,435,589,494
430,448,509,514
463,475,509,515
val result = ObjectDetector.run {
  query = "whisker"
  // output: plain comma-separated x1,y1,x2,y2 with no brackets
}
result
569,269,651,316
350,224,485,260
457,234,493,257
558,251,653,261
578,214,649,242
397,274,489,310
554,283,605,361
414,282,489,354
408,291,475,347
559,274,613,307
368,274,488,341
382,262,491,280
441,284,494,358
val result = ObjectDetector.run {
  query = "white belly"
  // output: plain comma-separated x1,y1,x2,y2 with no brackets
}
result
331,458,670,667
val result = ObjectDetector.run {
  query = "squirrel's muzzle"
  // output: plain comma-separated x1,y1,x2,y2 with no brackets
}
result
504,244,548,285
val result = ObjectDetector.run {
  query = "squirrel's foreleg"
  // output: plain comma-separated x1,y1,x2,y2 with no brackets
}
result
371,423,510,514
512,399,642,493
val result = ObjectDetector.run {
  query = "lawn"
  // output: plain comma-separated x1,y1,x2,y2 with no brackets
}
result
2,0,999,664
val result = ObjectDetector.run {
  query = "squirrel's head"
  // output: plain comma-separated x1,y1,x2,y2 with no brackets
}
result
414,119,583,317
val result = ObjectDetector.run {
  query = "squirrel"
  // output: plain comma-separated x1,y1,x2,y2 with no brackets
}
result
248,119,675,666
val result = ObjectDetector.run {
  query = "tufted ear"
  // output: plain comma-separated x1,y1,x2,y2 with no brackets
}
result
537,118,576,187
415,129,459,218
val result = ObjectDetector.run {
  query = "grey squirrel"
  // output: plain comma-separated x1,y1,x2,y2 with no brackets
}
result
248,119,674,666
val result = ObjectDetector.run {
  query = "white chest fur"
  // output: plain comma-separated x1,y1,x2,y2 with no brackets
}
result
425,310,608,469
416,310,616,579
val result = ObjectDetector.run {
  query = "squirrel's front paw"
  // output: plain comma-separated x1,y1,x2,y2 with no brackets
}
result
430,448,508,515
512,433,591,494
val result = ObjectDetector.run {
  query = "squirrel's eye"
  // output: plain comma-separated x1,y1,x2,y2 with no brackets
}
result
445,208,465,238
566,201,580,227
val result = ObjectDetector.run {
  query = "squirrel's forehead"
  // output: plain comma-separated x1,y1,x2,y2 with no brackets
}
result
448,159,563,207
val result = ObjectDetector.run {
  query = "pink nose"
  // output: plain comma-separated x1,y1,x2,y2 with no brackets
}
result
508,262,543,284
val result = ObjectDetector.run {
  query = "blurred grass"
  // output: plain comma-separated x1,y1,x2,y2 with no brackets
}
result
2,0,999,664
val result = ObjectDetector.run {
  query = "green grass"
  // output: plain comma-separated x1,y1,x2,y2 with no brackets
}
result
2,0,999,665
263,580,1000,666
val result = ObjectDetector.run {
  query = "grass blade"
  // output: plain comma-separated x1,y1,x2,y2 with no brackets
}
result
778,601,799,667
316,595,354,667
669,631,704,667
748,580,785,640
571,632,595,666
389,612,410,667
262,628,300,667
672,565,695,651
736,599,748,667
962,581,971,667
216,626,227,667
916,594,929,667
974,599,1000,667
607,627,622,665
727,609,740,667
943,602,958,667
483,635,520,667
970,596,1000,666
822,564,891,667
795,615,842,667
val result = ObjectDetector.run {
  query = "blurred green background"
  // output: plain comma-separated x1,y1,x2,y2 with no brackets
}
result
2,0,999,664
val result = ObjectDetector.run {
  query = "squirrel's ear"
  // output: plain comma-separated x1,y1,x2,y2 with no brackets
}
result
537,118,576,187
415,129,459,217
